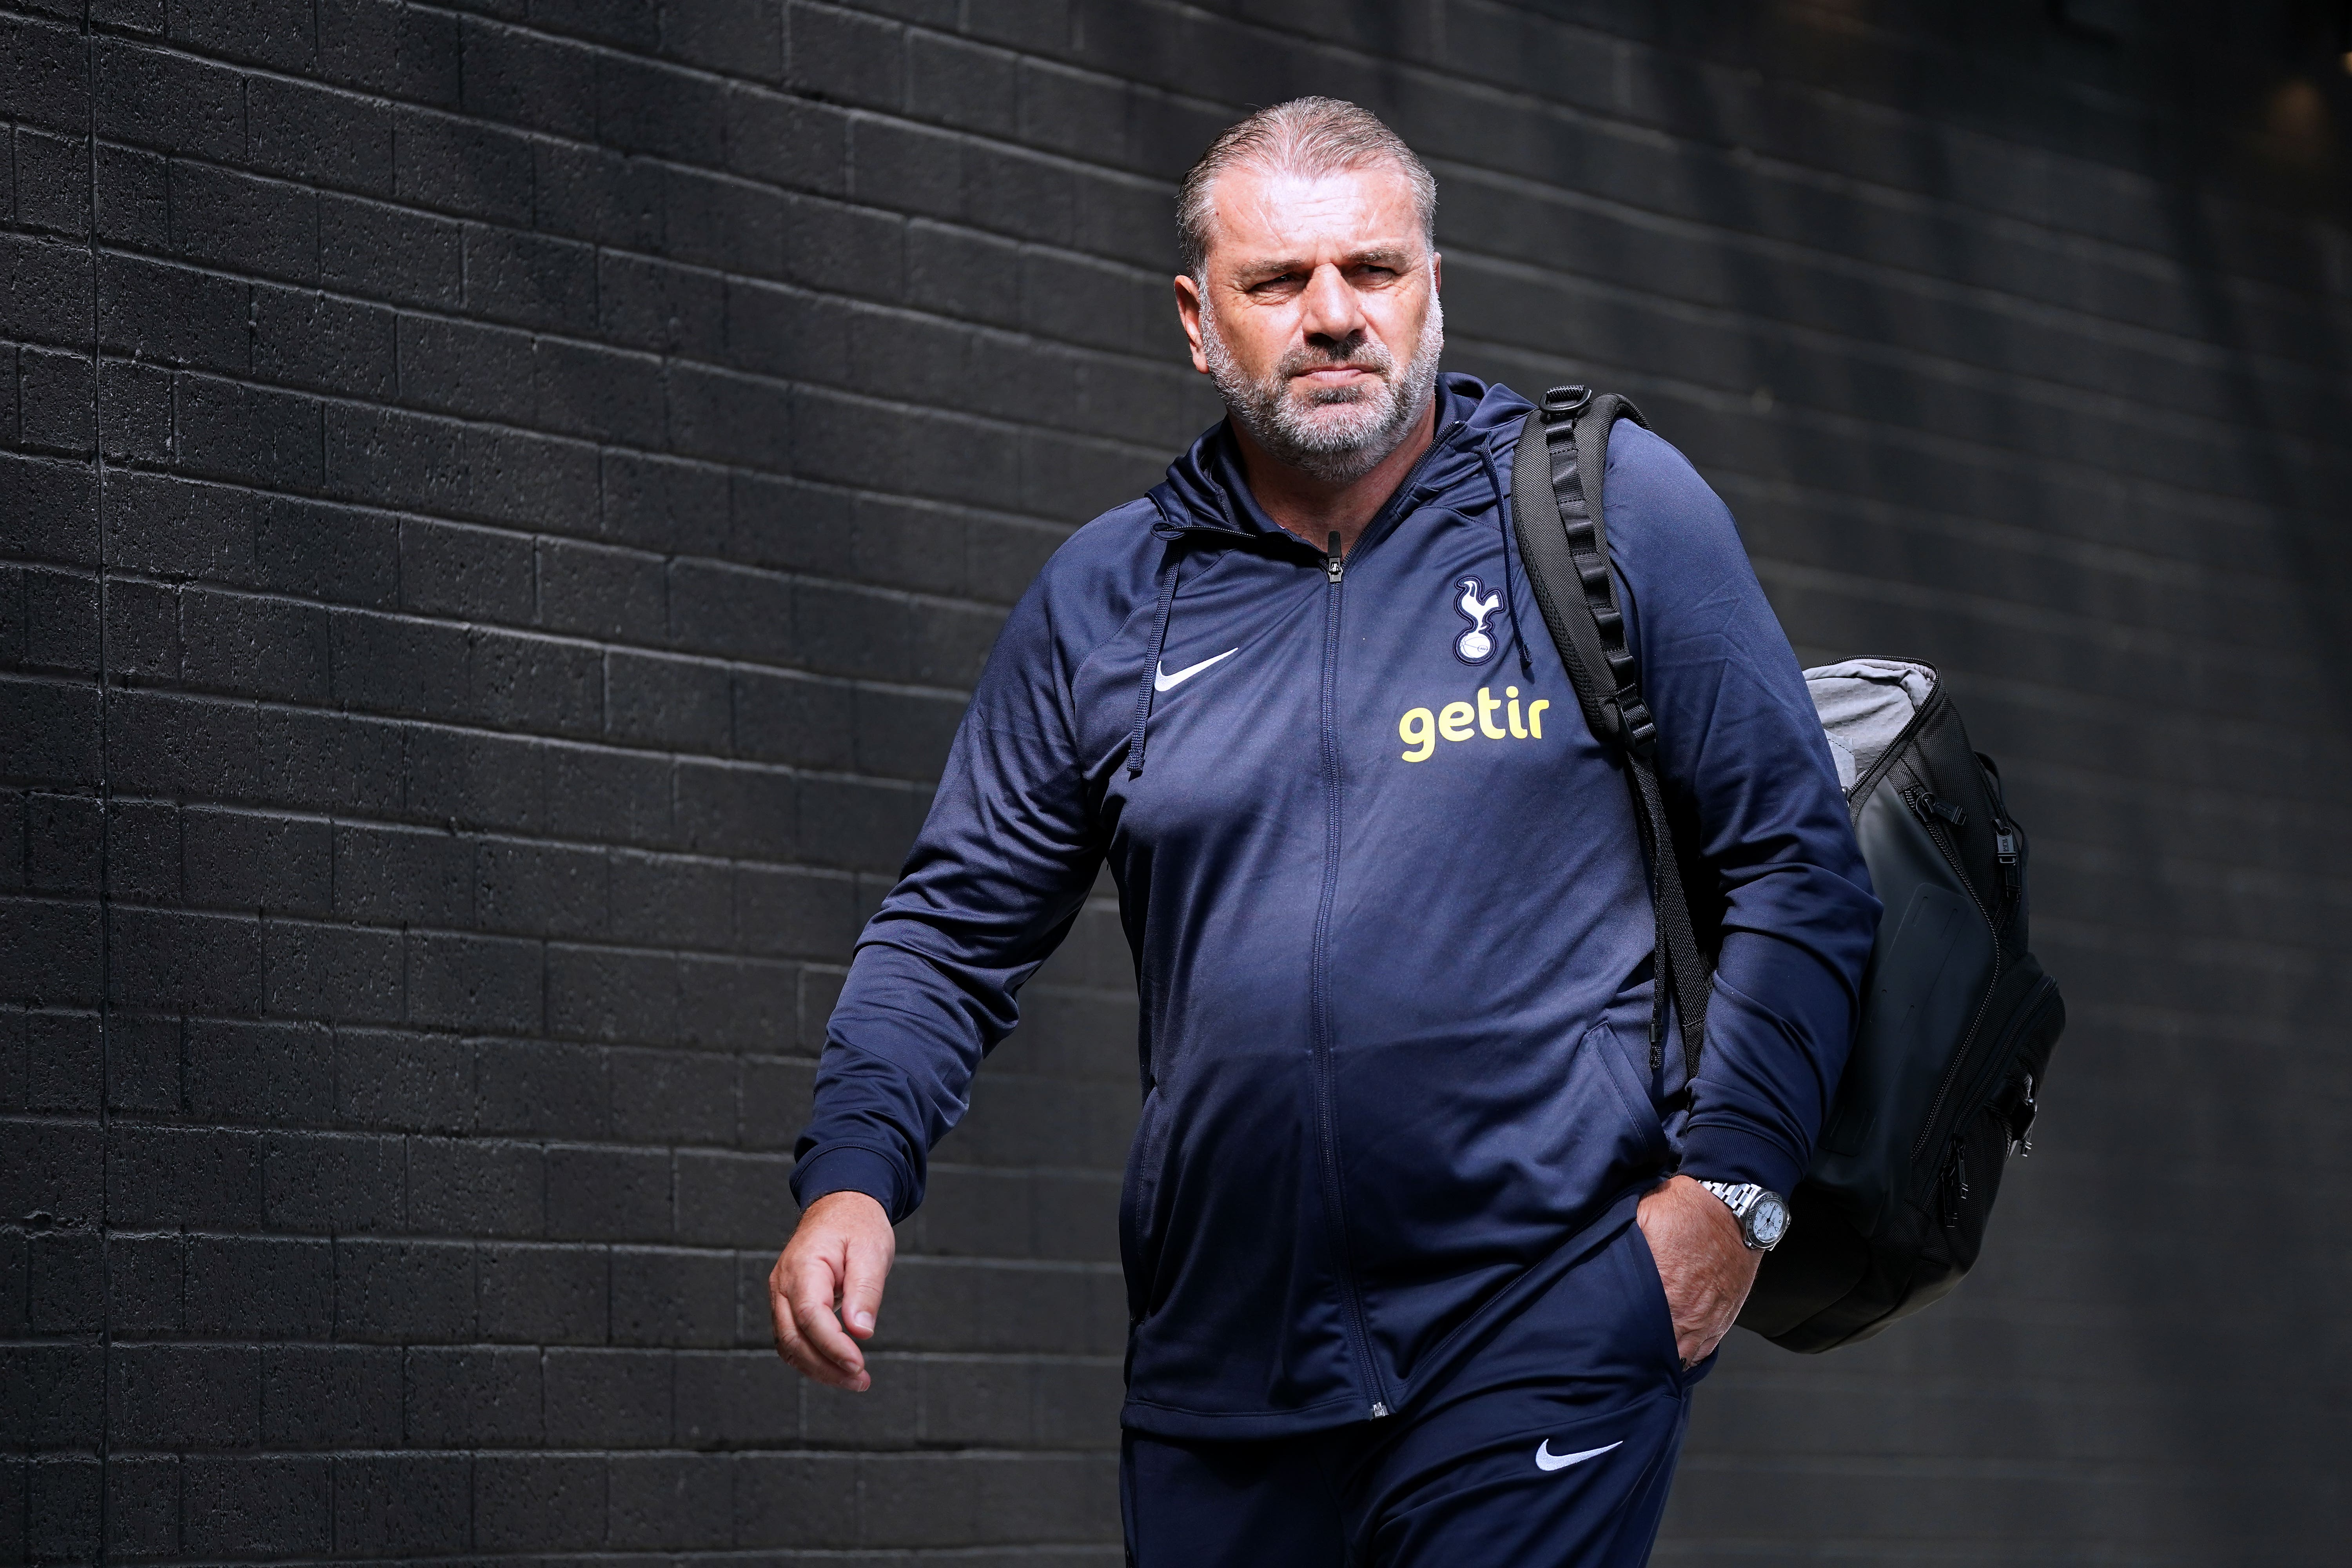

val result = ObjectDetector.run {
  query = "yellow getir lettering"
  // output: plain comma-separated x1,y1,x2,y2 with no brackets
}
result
1506,686,1527,739
1438,701,1475,742
1527,699,1550,738
1477,687,1506,739
1399,707,1436,762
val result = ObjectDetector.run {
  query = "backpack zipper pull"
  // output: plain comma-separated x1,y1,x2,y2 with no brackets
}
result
1994,821,2021,902
1911,790,1967,828
1325,531,1345,584
2004,1072,2037,1157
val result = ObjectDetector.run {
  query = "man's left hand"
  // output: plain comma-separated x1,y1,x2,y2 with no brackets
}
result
1635,1174,1762,1366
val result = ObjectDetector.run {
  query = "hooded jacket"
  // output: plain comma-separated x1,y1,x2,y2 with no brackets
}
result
791,374,1880,1439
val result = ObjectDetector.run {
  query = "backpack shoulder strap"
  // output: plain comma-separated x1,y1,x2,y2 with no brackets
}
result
1510,386,1711,1080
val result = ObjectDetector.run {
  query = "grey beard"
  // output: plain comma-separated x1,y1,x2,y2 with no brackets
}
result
1201,297,1445,485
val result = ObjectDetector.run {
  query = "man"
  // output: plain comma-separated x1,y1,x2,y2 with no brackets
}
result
771,99,1878,1565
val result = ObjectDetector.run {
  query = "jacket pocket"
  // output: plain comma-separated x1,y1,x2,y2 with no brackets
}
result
1622,1213,1686,1376
1583,1019,1671,1176
1119,1087,1172,1322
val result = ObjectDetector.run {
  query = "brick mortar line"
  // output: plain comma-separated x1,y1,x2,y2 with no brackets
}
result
52,353,1179,523
77,7,120,1554
80,128,1183,289
18,262,2339,526
82,564,1025,653
1437,104,2352,319
74,199,1202,388
1430,170,2352,388
1750,558,2329,675
44,899,864,961
0,463,2315,625
30,1550,1125,1568
4,1331,1133,1365
1466,336,2352,530
5,716,2337,844
15,790,885,871
5,438,1089,566
52,92,2348,410
0,663,984,758
1445,245,2352,441
67,131,2350,426
2031,915,2335,975
42,2,2352,303
67,333,2352,553
5,693,2339,839
1432,149,2352,348
1515,354,2352,530
1714,475,2311,595
1142,0,2352,241
27,273,2339,538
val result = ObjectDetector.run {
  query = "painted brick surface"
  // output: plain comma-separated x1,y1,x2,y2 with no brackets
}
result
2,1,2347,1562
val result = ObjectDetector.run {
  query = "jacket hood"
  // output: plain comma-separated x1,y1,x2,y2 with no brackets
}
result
1147,372,1537,543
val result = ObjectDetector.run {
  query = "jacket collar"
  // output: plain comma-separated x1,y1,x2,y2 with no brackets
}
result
1146,372,1535,544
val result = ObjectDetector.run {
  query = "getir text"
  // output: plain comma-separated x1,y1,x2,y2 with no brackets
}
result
1398,687,1551,762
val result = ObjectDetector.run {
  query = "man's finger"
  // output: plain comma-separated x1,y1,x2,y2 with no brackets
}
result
837,1230,891,1341
769,1248,864,1389
788,1252,867,1378
776,1283,866,1390
768,1269,830,1381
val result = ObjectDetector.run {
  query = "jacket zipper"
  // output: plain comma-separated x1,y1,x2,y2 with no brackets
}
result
1904,787,2002,1162
1307,528,1390,1419
1184,428,1457,1423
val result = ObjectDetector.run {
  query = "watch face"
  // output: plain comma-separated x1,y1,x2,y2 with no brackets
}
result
1748,1193,1790,1249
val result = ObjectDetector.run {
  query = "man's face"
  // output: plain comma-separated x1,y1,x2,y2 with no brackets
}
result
1176,162,1444,484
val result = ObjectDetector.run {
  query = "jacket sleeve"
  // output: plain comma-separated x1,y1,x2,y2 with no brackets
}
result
788,568,1105,1221
1606,424,1882,1197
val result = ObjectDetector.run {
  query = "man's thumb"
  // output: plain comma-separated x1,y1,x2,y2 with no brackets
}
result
838,1236,888,1338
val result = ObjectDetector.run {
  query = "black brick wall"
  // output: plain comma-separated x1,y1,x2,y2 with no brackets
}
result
2,1,2346,1562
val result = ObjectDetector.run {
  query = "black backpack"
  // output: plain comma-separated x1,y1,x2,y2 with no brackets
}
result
1510,386,2066,1352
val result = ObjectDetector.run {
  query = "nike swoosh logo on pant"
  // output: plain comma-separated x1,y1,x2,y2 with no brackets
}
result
1534,1438,1623,1473
1154,649,1238,693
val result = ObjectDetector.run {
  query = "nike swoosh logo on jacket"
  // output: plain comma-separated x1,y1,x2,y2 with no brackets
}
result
1154,649,1238,691
791,374,1880,1440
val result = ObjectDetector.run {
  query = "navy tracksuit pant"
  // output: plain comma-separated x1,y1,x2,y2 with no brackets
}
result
1121,1213,1705,1568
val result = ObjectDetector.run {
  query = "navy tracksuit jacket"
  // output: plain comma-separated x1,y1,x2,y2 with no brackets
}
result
791,374,1880,1446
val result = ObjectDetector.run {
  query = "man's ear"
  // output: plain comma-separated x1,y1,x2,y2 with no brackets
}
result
1173,274,1211,376
1431,252,1442,294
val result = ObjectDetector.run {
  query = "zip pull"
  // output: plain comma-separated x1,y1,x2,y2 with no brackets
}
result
1994,822,2022,903
1908,788,1966,829
2005,1072,2037,1158
1325,531,1345,584
1938,1144,1970,1229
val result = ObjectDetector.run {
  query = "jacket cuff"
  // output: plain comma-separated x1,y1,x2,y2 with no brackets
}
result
788,1145,906,1221
1678,1121,1804,1198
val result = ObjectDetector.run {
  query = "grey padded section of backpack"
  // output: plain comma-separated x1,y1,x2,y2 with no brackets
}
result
1805,659,1937,793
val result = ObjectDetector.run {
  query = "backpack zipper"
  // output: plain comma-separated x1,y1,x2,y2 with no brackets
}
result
1904,784,2003,1163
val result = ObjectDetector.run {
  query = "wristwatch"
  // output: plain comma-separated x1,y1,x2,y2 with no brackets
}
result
1697,1180,1791,1252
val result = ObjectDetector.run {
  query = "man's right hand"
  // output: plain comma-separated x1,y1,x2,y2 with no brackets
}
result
769,1190,896,1391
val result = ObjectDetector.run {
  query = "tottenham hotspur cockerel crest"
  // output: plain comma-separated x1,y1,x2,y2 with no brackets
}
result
1453,575,1502,664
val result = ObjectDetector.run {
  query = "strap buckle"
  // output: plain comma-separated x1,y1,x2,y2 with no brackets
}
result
1613,699,1657,754
1540,384,1592,424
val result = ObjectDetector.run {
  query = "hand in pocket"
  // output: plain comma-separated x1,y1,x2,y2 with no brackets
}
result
1635,1175,1761,1366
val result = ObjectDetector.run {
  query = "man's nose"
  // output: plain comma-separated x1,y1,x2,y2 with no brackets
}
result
1298,262,1367,347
